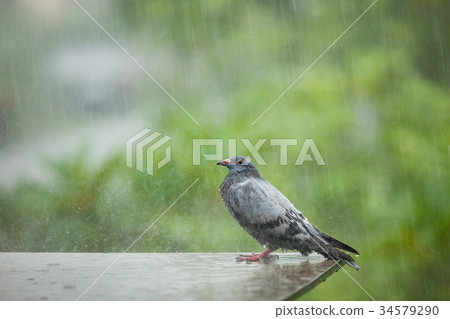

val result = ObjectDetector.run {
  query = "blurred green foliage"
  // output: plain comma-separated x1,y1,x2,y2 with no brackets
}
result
0,0,449,300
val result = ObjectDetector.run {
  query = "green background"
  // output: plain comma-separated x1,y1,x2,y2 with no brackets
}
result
0,0,448,300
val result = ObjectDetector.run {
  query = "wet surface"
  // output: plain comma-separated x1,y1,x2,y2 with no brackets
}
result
0,253,342,300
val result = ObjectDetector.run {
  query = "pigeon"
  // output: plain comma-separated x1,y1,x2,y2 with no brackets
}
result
217,155,360,270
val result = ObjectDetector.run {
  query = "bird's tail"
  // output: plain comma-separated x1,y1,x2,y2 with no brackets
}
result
336,250,360,271
315,244,360,270
313,226,360,256
309,230,360,270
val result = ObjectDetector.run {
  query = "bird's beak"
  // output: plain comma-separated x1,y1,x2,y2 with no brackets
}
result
217,159,231,166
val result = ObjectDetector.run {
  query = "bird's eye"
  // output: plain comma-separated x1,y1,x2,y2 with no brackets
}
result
237,159,244,165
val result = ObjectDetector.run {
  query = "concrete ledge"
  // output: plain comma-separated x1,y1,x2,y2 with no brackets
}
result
0,252,343,300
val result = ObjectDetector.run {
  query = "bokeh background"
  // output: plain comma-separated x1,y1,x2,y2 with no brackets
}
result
0,0,448,300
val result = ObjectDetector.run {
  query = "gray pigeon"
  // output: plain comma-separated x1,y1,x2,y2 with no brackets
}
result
217,156,360,270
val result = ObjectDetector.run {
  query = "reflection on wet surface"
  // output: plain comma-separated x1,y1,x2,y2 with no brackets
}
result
0,253,342,300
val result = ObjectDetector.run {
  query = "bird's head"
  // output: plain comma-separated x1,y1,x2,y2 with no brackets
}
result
216,156,258,174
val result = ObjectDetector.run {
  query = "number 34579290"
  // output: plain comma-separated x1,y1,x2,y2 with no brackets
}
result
379,305,439,316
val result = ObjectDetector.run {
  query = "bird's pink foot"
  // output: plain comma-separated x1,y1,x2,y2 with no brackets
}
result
235,249,278,262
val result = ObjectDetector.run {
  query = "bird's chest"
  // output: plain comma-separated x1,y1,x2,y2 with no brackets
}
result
220,180,261,223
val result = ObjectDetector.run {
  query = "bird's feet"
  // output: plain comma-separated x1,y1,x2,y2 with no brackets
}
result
236,253,279,262
235,249,279,262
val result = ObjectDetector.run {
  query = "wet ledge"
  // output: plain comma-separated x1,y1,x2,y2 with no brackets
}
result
0,252,343,300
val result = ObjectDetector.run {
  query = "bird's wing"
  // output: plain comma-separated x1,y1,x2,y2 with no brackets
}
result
225,177,329,246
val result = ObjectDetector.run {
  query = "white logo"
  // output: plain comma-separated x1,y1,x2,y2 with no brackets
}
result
126,129,171,175
192,138,325,166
